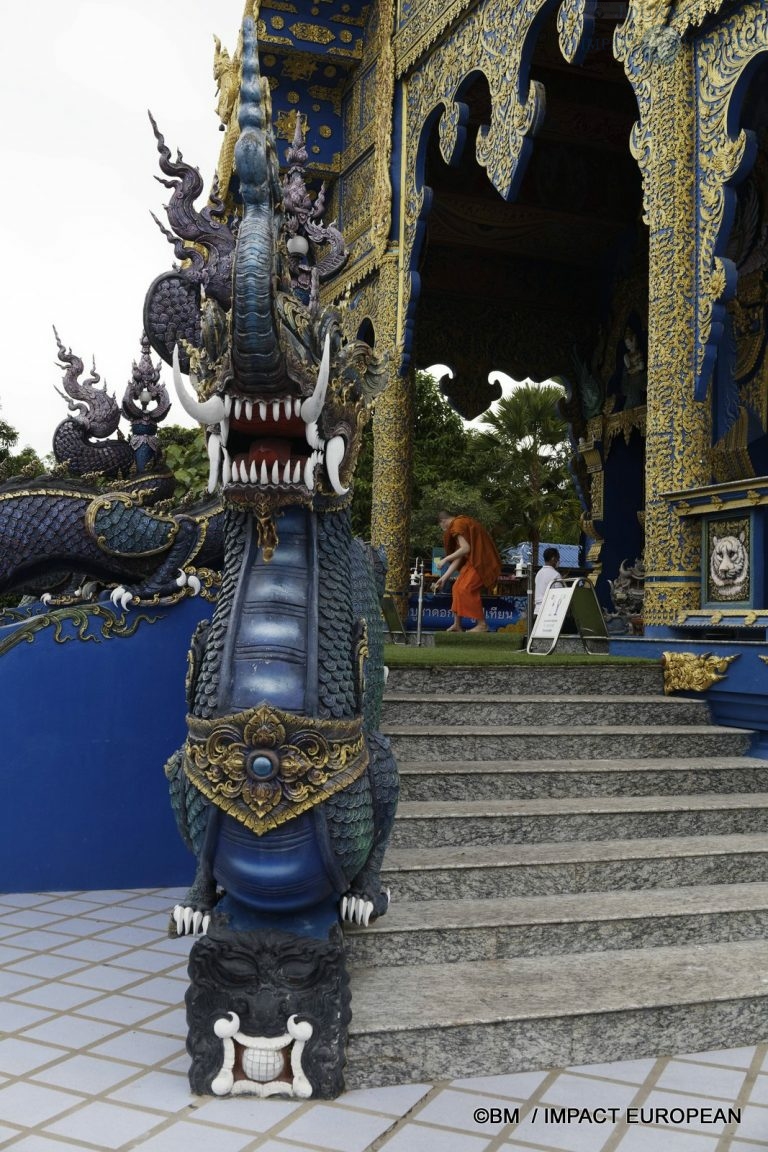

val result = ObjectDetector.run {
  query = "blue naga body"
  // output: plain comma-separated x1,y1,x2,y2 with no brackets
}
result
152,17,397,1099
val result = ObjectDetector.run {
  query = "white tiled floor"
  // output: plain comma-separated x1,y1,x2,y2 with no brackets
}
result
0,887,766,1152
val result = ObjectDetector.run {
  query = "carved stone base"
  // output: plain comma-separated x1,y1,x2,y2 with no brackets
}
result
185,921,351,1099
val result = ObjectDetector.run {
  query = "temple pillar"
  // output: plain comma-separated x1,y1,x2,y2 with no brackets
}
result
618,20,710,630
371,362,413,618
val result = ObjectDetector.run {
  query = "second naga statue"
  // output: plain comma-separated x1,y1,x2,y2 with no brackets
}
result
148,18,398,1099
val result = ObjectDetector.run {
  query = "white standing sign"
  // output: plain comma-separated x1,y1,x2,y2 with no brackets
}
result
527,577,607,655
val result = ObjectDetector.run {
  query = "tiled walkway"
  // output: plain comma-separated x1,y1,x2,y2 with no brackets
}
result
0,888,766,1152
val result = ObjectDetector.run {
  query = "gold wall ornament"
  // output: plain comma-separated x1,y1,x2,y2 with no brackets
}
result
0,605,161,658
616,12,709,628
182,703,368,835
671,0,732,35
693,3,768,400
557,0,590,64
395,0,478,77
662,650,739,694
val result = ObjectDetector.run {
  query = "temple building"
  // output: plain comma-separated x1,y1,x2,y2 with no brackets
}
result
214,1,768,676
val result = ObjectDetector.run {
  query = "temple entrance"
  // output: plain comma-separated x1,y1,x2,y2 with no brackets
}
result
408,9,647,611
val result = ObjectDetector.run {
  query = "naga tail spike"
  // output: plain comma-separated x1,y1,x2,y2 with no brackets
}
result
231,16,284,393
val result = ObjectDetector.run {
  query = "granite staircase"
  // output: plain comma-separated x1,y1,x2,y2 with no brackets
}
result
343,663,768,1088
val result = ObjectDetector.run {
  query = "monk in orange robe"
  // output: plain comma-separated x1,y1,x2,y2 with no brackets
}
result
434,510,502,632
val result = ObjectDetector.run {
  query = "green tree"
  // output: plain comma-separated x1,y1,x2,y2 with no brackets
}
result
0,415,45,483
351,372,492,555
466,383,581,563
157,424,210,501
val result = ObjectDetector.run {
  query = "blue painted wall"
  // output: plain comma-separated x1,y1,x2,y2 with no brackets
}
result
0,597,213,893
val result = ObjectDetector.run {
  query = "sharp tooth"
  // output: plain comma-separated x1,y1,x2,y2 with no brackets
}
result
272,401,280,421
220,416,229,446
260,461,268,484
222,452,232,485
306,421,322,450
240,460,249,484
250,460,258,483
301,333,330,423
283,460,291,482
293,460,301,483
325,435,349,495
272,460,280,484
294,398,302,417
223,396,232,416
245,401,253,420
234,398,242,419
206,433,221,494
284,398,292,418
259,402,267,420
303,456,315,490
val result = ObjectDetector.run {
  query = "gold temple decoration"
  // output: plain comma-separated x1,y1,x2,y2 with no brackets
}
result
616,6,708,627
182,703,368,835
662,651,739,694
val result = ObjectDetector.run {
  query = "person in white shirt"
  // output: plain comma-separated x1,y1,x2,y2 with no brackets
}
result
534,548,561,614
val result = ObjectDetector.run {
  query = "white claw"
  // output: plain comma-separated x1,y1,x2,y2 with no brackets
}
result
120,591,134,611
260,460,268,484
341,895,348,920
293,459,302,483
202,914,210,934
385,887,391,908
187,575,201,596
363,902,373,927
172,905,184,935
245,400,253,421
171,347,226,426
325,435,349,496
41,593,52,606
283,460,291,482
111,585,126,606
272,401,281,421
271,460,280,484
234,398,243,420
259,402,267,420
355,899,365,925
192,910,203,934
300,333,330,423
175,569,187,588
250,460,259,484
182,907,193,934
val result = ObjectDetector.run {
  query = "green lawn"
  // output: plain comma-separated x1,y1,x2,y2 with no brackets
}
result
383,643,658,667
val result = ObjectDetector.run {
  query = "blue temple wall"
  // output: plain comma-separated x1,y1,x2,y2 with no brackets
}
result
610,634,768,756
0,597,213,893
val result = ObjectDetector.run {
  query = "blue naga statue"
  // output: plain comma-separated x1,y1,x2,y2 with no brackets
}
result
152,19,398,1099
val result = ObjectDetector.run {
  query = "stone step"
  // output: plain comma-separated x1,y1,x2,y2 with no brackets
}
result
382,693,709,727
386,664,664,696
397,756,768,801
384,724,752,762
344,881,768,967
345,938,768,1087
381,833,768,899
390,792,768,848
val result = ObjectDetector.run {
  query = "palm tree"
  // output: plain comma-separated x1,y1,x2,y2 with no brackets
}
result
468,382,581,568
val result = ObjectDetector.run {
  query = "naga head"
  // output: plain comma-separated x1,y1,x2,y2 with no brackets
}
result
169,17,385,512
